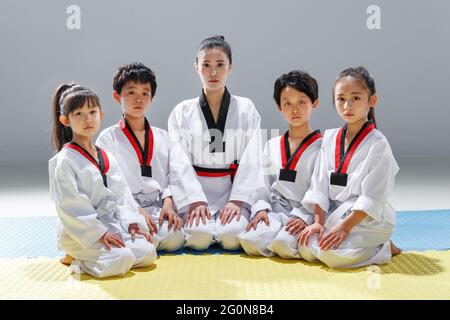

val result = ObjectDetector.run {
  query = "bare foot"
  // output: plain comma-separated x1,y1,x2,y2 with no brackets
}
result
390,241,402,256
60,254,74,265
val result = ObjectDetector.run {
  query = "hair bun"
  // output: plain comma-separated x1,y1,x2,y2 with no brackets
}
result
197,35,232,64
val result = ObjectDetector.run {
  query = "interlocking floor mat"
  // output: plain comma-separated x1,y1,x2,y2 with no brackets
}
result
1,250,449,299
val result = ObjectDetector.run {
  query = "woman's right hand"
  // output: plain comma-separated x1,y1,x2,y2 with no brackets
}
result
187,202,211,227
285,217,308,236
100,231,125,251
245,210,269,232
298,222,324,247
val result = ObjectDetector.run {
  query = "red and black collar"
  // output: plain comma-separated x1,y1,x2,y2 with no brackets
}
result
65,142,110,187
281,129,322,171
119,117,154,177
330,120,375,186
279,130,322,182
335,121,375,174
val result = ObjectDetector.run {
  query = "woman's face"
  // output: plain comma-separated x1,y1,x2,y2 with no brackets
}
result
195,47,232,92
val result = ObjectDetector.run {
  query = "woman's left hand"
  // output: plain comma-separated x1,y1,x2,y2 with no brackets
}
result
219,201,241,225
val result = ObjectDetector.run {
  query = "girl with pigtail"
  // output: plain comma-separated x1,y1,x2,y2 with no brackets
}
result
299,66,401,269
49,83,156,278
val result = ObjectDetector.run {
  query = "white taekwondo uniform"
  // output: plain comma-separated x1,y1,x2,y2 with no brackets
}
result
301,121,399,268
97,118,186,252
239,130,322,258
49,143,156,278
168,88,261,250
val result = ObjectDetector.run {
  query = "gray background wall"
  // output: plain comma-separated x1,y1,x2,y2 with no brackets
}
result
1,0,449,166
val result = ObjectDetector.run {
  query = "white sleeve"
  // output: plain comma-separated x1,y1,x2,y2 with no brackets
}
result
301,142,330,213
108,157,148,232
168,109,208,213
230,100,263,206
250,142,274,219
50,161,107,249
160,134,173,202
96,130,145,209
96,129,115,154
289,207,315,226
351,139,399,222
161,187,172,201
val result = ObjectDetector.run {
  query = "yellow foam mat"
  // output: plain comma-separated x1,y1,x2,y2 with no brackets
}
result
1,251,449,299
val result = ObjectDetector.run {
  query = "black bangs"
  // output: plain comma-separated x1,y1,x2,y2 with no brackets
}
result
113,63,157,97
64,90,100,115
273,70,318,107
128,69,154,85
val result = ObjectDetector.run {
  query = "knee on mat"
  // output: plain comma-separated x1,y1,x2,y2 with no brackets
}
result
157,222,183,239
158,231,185,252
298,245,318,263
96,248,136,278
271,238,292,255
139,245,157,267
218,231,241,250
185,230,214,251
317,250,362,269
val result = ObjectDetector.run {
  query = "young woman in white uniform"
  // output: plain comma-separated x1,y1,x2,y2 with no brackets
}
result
168,36,261,250
299,66,402,269
239,70,322,258
49,83,156,278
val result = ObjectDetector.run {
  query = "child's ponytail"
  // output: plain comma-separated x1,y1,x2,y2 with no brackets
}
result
368,108,376,128
51,84,74,151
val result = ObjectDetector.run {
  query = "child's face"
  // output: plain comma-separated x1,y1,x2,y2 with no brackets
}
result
65,102,102,139
114,81,152,119
279,86,318,128
334,76,377,126
195,48,232,92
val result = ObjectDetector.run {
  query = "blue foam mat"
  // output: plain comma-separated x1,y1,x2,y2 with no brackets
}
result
392,210,450,251
0,210,449,258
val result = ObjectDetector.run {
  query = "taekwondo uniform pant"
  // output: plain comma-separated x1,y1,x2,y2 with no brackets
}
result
238,197,304,258
181,207,251,251
141,205,185,252
61,232,156,279
299,202,394,269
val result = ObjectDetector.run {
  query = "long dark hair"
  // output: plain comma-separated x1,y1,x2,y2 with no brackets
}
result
51,83,101,151
333,66,377,128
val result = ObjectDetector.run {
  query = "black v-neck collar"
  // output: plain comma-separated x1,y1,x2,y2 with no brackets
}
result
199,87,231,136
